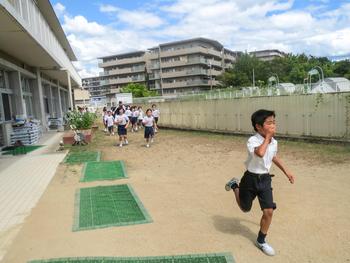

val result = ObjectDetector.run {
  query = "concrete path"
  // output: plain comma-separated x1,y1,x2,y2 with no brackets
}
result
0,132,67,261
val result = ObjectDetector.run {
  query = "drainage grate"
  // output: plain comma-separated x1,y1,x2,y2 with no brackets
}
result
81,161,127,182
73,184,152,231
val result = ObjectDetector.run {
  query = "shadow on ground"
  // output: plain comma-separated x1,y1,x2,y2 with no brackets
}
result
212,215,258,243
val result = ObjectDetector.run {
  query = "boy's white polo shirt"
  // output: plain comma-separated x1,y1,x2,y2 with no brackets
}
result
245,133,278,174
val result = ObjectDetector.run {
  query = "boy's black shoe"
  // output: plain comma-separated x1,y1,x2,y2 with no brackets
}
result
225,177,239,191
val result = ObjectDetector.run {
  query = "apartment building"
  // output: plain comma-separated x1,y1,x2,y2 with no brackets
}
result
98,51,148,95
148,38,238,94
249,49,286,61
96,38,239,96
82,76,103,97
0,0,81,146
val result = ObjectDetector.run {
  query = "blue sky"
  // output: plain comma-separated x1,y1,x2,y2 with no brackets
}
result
50,0,350,77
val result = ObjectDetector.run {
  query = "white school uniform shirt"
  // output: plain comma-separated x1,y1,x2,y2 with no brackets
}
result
103,114,108,122
133,110,139,118
138,110,144,120
142,116,154,127
152,109,160,118
245,133,278,174
115,114,129,126
106,115,114,127
125,109,132,117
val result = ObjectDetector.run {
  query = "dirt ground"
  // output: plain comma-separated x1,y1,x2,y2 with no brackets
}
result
2,128,350,263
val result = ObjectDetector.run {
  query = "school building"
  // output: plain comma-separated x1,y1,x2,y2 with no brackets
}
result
0,0,81,147
96,38,241,97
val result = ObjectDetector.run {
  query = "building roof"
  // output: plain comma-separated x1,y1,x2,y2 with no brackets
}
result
98,51,145,60
37,0,77,61
148,37,224,50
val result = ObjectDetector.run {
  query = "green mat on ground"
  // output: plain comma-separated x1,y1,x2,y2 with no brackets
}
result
81,161,127,182
28,253,234,263
64,151,101,164
2,145,43,155
73,184,152,231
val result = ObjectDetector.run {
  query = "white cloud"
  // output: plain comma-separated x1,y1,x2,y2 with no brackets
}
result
53,1,350,78
100,4,164,29
63,15,107,36
53,2,65,17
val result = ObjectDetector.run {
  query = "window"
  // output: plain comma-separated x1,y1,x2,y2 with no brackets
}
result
2,93,12,121
0,70,5,89
44,98,50,114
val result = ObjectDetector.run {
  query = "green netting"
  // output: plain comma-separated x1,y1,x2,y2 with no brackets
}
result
2,145,43,155
28,253,235,263
73,184,152,231
64,151,101,164
81,161,127,182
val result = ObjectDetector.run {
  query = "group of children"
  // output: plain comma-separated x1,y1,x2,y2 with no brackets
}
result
103,102,160,148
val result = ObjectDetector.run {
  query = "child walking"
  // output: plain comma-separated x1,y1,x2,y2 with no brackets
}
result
105,110,114,136
225,109,294,256
114,108,130,147
142,109,157,148
137,106,144,130
152,104,160,132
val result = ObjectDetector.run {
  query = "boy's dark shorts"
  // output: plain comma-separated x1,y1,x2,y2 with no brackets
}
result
107,126,113,133
131,117,137,125
239,170,276,211
117,125,127,136
144,126,154,139
154,117,159,124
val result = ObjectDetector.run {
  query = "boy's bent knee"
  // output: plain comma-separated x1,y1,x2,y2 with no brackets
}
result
263,208,273,217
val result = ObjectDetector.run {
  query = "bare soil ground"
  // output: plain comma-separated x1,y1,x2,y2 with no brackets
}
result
2,128,350,263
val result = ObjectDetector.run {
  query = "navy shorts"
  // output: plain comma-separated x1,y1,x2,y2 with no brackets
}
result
154,117,159,124
118,125,127,136
144,126,154,138
131,117,137,125
239,170,276,211
107,126,113,133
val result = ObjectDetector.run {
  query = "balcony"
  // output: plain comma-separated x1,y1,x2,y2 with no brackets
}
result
108,76,145,85
159,57,223,69
161,69,209,79
159,46,222,58
162,79,214,89
2,0,81,86
99,57,145,68
107,66,145,76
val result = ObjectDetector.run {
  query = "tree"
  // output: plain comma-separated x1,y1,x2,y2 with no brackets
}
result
121,83,157,97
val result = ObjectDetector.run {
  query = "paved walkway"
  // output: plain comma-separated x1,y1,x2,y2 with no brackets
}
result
0,132,67,261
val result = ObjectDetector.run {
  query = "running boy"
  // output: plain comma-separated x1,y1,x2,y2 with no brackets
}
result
225,109,294,256
114,108,130,147
106,110,114,136
142,109,158,148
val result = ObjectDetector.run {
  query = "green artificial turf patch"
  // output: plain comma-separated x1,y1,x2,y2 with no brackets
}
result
81,161,127,182
2,145,43,155
64,151,101,164
28,253,235,263
73,184,152,231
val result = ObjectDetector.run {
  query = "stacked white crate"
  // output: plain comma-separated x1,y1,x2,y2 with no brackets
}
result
10,122,42,145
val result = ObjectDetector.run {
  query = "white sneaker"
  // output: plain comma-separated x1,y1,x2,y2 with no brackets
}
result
256,241,275,256
151,138,154,143
125,140,128,145
112,132,115,135
119,144,123,147
146,144,150,148
104,128,107,132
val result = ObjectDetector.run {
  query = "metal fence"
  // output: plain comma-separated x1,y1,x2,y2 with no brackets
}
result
138,92,350,141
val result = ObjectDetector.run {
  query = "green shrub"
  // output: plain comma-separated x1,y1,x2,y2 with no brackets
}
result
67,111,97,130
